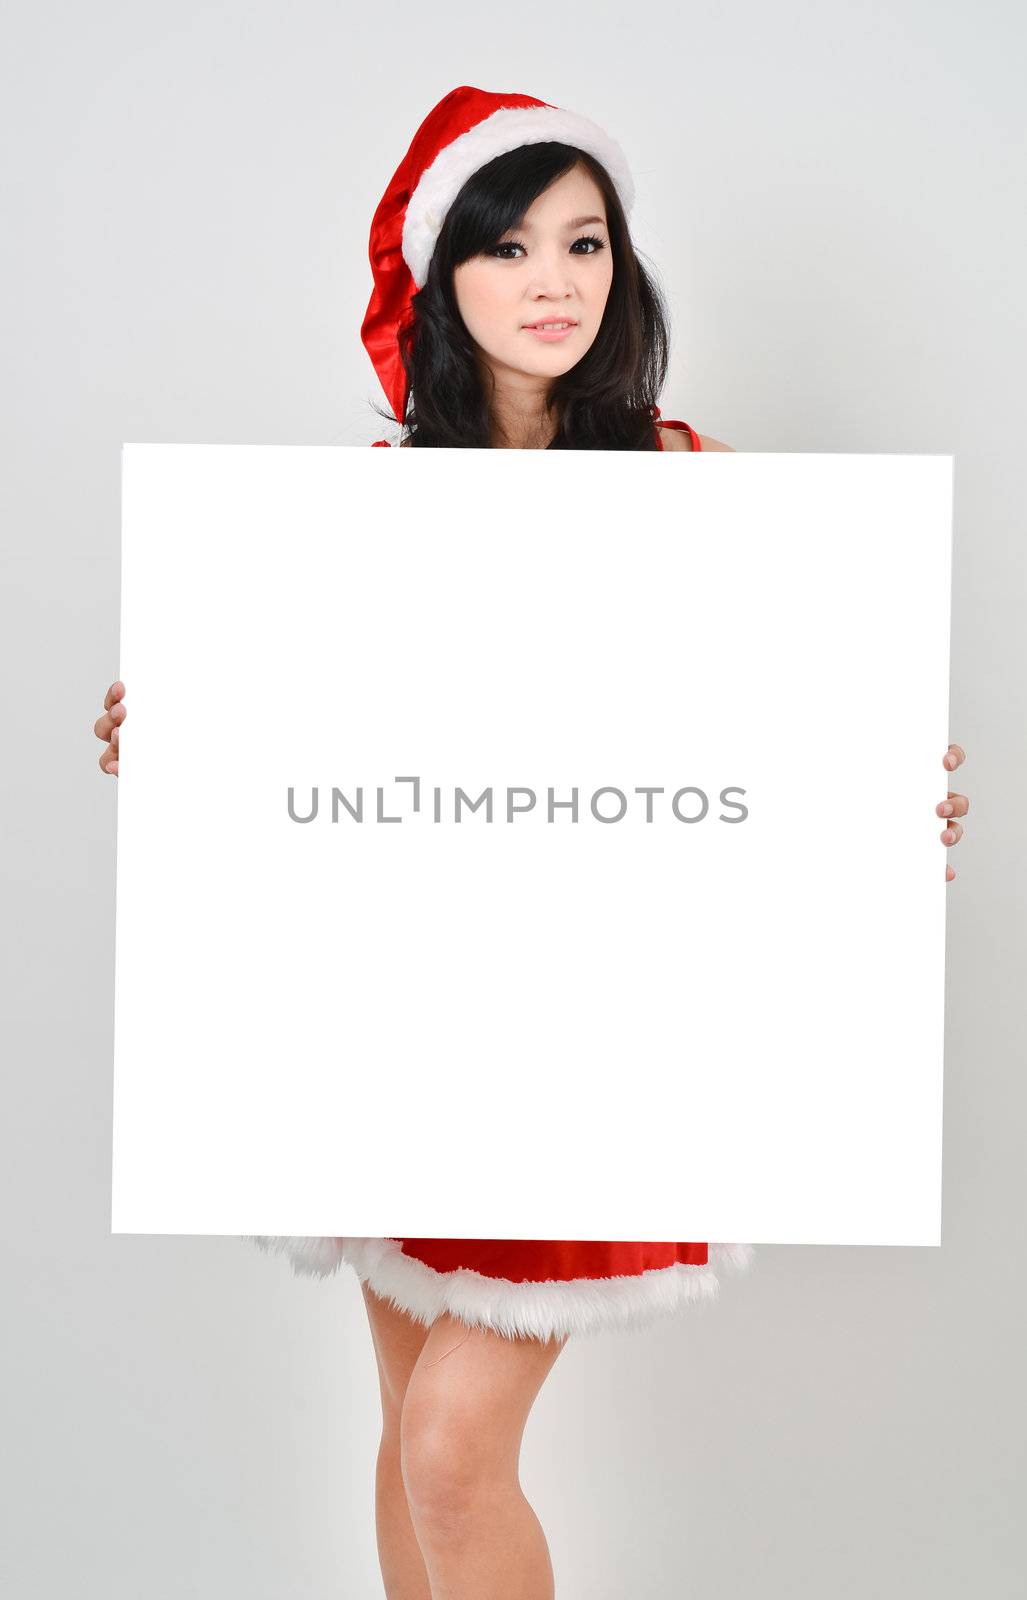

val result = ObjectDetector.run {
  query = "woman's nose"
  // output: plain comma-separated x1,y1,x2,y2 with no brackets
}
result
526,254,575,298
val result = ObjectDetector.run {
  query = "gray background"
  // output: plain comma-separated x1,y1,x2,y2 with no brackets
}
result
2,1,1024,1594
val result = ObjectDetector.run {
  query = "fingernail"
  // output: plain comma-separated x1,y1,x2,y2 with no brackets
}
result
940,802,953,815
108,759,119,775
942,829,954,843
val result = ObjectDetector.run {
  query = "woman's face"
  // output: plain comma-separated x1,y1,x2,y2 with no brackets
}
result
452,163,614,388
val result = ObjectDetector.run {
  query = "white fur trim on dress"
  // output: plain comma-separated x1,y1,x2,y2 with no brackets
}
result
245,1236,755,1343
402,104,636,289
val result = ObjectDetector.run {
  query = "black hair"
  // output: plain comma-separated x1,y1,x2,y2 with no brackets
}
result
371,141,671,448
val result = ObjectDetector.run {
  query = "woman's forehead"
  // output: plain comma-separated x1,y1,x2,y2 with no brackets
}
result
519,169,607,226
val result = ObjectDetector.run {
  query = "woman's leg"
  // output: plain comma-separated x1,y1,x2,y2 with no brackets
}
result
400,1311,569,1600
360,1279,434,1600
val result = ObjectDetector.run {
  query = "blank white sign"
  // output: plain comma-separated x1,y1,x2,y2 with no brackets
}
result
111,445,952,1246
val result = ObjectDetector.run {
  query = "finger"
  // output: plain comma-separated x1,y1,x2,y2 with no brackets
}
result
943,744,965,771
93,700,127,742
103,681,126,712
940,821,964,846
936,792,969,819
946,864,955,882
98,745,119,776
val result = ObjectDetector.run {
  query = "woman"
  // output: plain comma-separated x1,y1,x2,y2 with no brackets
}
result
93,85,969,1599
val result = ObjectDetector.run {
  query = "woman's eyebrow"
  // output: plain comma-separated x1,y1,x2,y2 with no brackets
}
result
512,214,607,232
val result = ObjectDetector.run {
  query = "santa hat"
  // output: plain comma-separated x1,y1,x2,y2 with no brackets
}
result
360,85,636,429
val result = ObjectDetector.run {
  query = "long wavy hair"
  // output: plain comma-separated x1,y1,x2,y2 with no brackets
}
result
372,142,671,449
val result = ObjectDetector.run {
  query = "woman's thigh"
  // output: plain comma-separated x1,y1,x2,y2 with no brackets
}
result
400,1314,569,1491
361,1279,433,1417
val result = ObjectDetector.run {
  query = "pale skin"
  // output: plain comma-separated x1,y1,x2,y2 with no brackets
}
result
92,160,969,1598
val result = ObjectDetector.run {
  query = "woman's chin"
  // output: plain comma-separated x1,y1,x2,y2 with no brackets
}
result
511,347,586,380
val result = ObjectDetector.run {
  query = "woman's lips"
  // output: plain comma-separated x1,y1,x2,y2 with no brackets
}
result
522,321,577,343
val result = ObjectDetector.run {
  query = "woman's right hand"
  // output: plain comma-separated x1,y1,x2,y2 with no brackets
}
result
95,680,125,775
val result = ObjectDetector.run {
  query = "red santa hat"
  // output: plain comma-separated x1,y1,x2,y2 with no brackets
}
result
360,85,636,429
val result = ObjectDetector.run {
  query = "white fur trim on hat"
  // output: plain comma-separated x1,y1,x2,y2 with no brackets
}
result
402,104,636,290
245,1236,754,1342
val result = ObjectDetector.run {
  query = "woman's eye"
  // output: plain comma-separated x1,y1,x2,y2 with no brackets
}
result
485,234,606,260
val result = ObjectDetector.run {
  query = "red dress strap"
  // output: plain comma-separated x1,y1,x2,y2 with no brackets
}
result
652,404,702,452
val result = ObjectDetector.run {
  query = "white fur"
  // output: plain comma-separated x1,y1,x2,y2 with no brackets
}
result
245,1236,755,1342
402,104,636,289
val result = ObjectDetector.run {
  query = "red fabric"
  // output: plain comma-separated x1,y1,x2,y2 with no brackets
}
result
369,416,705,1286
397,1237,708,1282
653,405,701,451
361,86,554,428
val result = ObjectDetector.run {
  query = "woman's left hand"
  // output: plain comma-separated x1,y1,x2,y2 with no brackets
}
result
937,743,969,882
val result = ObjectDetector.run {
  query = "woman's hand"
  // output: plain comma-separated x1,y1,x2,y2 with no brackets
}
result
95,680,125,775
937,743,968,882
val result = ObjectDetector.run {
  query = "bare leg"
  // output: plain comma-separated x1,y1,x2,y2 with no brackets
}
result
360,1279,434,1600
400,1312,569,1600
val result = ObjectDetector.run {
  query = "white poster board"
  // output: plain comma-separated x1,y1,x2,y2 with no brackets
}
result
111,446,952,1246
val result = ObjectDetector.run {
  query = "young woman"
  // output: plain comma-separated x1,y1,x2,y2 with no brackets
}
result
93,85,970,1600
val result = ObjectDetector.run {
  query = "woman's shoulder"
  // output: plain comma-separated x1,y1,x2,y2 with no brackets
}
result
656,423,735,452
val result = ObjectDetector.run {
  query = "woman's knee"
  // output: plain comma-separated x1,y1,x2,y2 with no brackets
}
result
399,1379,511,1529
399,1313,567,1528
